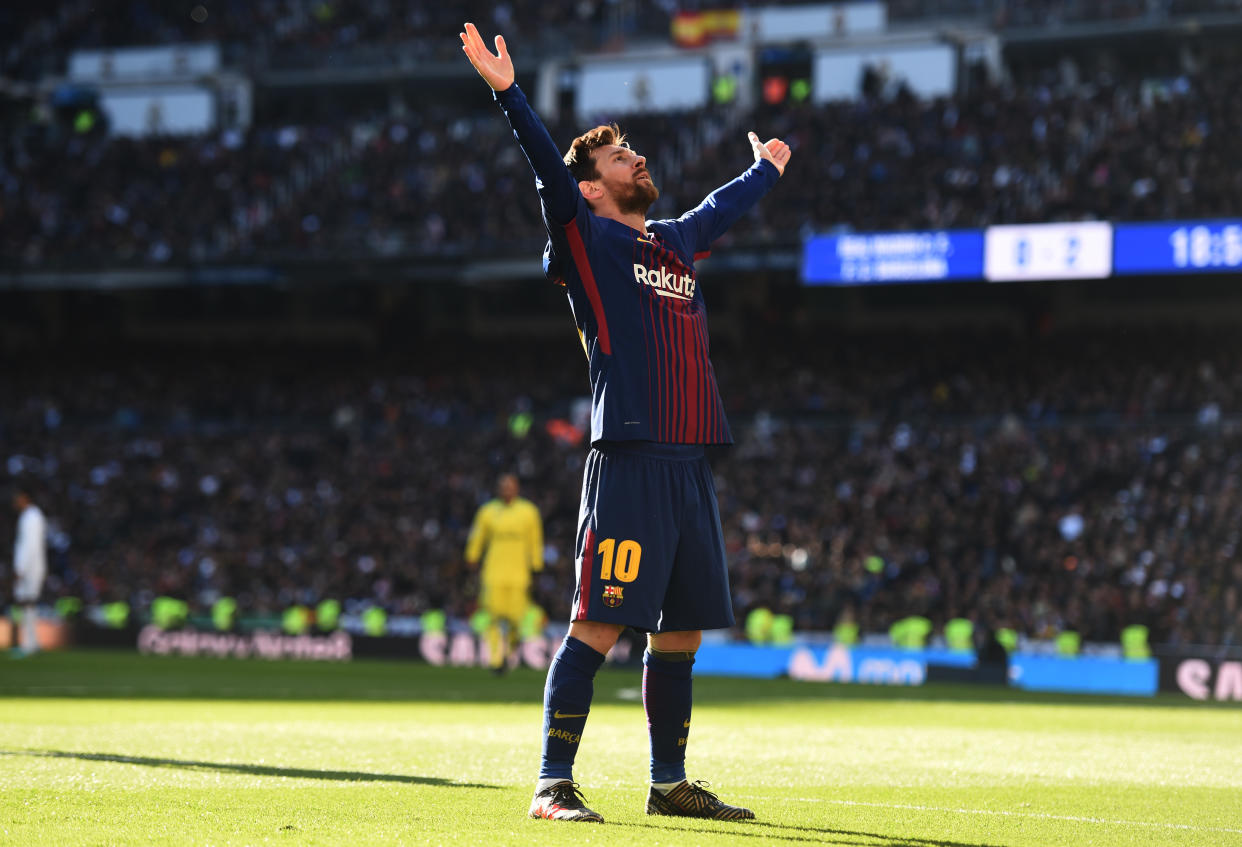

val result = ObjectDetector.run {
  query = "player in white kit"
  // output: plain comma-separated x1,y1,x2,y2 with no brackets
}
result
11,488,47,657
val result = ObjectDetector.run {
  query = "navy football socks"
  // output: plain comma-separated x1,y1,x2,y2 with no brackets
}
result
539,636,606,781
643,648,695,785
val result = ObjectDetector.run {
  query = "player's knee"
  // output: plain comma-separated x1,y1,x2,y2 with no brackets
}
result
568,620,624,655
649,630,702,653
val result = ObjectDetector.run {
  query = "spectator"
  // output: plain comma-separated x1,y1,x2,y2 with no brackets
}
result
2,327,1240,647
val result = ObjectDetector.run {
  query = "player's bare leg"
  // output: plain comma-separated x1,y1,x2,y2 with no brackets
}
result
644,629,753,820
568,619,624,654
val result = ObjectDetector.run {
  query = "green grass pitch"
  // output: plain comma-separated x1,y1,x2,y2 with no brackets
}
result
1,651,1240,846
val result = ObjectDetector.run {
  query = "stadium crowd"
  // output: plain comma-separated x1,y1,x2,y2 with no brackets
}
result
887,0,1242,24
5,44,1242,266
3,328,1240,648
4,5,1242,651
1,0,638,81
7,0,1240,82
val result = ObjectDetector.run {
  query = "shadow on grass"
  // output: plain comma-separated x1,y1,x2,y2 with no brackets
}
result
620,820,1006,847
0,749,499,789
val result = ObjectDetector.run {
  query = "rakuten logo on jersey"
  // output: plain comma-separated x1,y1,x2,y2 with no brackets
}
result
633,264,696,301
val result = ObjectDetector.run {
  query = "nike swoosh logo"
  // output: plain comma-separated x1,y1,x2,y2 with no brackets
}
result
553,710,588,719
683,719,691,728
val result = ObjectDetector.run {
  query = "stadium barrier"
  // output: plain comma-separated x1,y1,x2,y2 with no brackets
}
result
106,622,642,669
137,624,352,662
700,642,1158,697
1006,653,1157,697
1157,649,1242,702
67,620,1194,699
0,616,72,651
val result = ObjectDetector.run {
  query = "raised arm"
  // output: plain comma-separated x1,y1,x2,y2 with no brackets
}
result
678,132,791,255
460,22,581,225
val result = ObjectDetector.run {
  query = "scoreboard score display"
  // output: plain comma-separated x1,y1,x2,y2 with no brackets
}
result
983,222,1113,282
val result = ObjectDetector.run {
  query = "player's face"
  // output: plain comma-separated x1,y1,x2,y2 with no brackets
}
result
593,144,659,215
498,475,519,502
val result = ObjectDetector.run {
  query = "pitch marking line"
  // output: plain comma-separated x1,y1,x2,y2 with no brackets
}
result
751,797,1242,836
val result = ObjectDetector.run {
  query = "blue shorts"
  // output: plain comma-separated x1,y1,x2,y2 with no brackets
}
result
570,441,735,633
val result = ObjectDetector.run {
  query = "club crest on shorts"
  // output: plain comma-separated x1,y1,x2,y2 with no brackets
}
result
602,584,624,608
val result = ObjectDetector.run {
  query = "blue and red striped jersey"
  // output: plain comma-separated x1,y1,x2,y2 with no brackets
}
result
495,83,779,445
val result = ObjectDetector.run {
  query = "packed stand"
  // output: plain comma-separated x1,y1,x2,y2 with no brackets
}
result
887,0,1211,24
8,0,1235,82
0,121,347,267
6,46,1242,266
3,327,1240,648
307,55,1242,253
0,0,667,82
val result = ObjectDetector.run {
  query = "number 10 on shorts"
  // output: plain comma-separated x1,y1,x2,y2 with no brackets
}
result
597,538,641,582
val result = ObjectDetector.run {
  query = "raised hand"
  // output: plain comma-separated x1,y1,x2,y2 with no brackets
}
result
460,22,514,92
748,132,791,177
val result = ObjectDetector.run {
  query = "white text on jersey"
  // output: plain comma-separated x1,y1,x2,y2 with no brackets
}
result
633,263,696,301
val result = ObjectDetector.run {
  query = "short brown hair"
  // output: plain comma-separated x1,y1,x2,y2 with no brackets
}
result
564,124,627,183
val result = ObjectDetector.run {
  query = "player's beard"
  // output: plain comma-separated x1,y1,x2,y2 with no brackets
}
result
616,176,660,216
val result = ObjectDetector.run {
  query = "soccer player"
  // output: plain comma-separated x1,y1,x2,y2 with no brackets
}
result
10,487,47,657
465,473,544,673
460,22,790,824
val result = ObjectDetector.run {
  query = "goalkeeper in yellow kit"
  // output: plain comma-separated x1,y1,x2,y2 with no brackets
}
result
465,473,544,672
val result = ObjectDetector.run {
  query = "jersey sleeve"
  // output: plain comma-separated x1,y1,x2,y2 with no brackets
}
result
529,504,544,573
674,159,780,256
494,83,585,227
464,505,491,564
